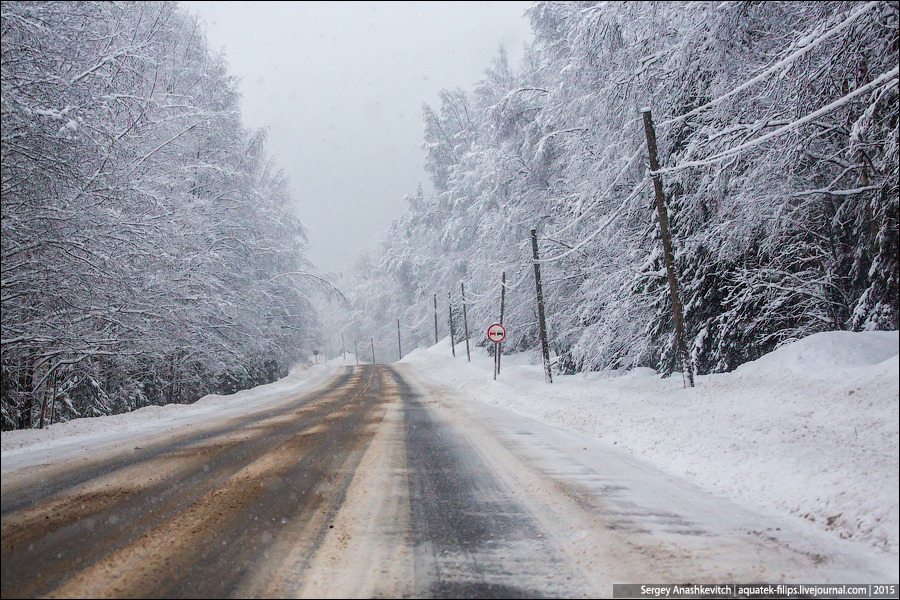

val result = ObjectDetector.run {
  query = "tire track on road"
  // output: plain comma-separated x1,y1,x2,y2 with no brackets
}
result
1,366,387,599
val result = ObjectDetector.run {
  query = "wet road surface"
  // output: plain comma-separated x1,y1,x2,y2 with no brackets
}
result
2,364,884,598
2,366,580,598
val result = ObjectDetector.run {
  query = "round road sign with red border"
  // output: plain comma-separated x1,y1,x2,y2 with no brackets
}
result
487,323,506,343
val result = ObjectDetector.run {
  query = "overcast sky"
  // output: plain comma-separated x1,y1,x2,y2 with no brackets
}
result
181,1,534,272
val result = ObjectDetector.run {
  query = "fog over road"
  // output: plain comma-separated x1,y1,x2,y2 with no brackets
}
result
1,365,883,598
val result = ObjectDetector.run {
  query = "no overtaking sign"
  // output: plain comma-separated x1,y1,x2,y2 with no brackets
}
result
487,323,506,343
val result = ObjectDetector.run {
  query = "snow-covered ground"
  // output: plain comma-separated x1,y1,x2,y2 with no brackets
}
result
399,330,899,558
3,330,897,573
1,363,337,474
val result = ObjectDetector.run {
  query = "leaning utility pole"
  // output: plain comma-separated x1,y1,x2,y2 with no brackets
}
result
531,229,552,384
461,283,471,362
641,108,694,388
448,291,456,357
371,337,376,364
397,319,402,360
498,271,505,375
433,293,439,345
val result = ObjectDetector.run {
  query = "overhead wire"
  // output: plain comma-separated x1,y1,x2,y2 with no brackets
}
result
656,1,881,129
536,176,651,264
527,1,883,264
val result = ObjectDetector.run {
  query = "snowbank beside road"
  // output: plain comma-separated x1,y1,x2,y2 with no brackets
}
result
3,330,896,558
1,361,333,470
401,330,899,555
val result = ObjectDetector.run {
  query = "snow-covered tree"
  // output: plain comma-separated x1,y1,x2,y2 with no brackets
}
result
2,1,320,429
330,1,897,380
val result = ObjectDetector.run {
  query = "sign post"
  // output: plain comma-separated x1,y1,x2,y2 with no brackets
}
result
487,323,506,380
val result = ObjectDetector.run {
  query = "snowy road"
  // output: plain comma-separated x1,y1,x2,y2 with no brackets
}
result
1,364,890,598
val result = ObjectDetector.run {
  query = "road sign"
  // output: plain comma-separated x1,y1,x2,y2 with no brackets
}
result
487,323,506,343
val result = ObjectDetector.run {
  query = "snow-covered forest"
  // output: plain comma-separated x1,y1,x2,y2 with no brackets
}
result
2,1,897,431
325,1,898,376
1,2,321,429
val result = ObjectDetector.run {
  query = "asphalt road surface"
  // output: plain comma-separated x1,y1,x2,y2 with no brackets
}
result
1,365,886,598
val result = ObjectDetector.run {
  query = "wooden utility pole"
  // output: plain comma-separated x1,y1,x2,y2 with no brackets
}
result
397,319,402,360
371,337,376,364
434,294,439,345
641,108,694,388
498,271,506,375
354,340,358,365
341,334,346,360
531,229,552,384
461,283,471,362
448,291,456,357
